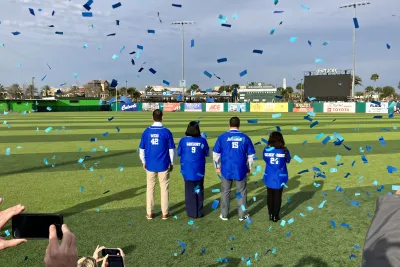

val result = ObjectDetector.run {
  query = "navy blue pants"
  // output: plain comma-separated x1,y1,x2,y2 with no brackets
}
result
184,179,204,218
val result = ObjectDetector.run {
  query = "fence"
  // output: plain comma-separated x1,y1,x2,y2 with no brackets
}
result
0,100,395,114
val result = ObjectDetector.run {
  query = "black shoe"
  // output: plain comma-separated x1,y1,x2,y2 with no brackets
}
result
269,213,273,221
272,216,279,222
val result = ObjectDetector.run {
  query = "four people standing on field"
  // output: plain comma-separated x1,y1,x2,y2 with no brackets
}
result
139,110,291,222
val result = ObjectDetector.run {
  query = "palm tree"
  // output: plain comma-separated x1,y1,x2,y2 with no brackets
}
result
145,86,153,92
41,85,50,97
370,73,379,89
279,88,290,101
355,75,362,87
189,84,200,91
286,87,294,101
355,92,364,97
0,84,6,99
381,86,395,101
127,87,137,98
364,86,374,101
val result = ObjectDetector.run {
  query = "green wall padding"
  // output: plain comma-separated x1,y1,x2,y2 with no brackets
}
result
313,103,324,113
288,102,294,112
356,102,366,113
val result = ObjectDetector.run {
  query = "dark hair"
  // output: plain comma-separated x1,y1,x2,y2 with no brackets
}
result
185,121,201,137
229,117,240,128
268,131,285,149
152,109,163,122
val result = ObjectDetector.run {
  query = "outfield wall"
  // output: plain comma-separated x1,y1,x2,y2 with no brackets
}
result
0,100,395,114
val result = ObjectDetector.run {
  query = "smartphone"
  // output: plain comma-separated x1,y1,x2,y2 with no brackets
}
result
108,255,124,267
12,213,63,239
102,248,120,257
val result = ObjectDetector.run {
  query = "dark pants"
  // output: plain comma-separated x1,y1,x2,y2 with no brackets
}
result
267,187,283,217
184,180,204,218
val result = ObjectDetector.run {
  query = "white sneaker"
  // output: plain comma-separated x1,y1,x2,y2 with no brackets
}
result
239,214,250,222
219,214,228,221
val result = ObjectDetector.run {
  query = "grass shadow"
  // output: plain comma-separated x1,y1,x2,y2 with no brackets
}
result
280,180,325,218
292,256,329,267
206,257,242,267
58,185,147,217
247,175,303,217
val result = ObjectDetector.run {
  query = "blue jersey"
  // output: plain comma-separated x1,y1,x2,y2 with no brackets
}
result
213,130,255,181
177,136,209,181
139,125,175,172
262,147,291,189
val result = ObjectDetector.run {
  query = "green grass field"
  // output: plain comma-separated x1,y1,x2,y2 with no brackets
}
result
1,111,399,267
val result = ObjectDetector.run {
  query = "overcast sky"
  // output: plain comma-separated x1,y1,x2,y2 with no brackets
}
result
0,0,399,91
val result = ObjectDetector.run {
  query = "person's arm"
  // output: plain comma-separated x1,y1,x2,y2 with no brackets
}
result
212,137,222,169
285,149,291,163
247,137,256,170
139,131,146,165
0,204,27,251
204,140,210,157
168,131,175,166
362,192,400,267
177,139,183,157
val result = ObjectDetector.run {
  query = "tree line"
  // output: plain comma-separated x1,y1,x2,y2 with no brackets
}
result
0,83,141,101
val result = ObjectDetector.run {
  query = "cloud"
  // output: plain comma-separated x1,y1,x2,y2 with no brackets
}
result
0,0,399,90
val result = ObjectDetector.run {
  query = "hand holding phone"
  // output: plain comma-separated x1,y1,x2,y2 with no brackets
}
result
101,248,125,267
0,204,27,251
44,224,78,267
12,213,63,239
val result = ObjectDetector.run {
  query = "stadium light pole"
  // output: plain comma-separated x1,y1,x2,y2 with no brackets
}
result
172,21,195,101
339,1,371,99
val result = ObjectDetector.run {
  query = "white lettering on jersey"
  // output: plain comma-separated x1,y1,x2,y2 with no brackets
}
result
186,142,201,146
150,134,159,138
264,153,275,157
276,153,285,158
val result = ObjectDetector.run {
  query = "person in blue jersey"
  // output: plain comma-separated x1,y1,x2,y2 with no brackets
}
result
177,121,210,218
139,109,175,220
263,131,291,222
213,117,256,221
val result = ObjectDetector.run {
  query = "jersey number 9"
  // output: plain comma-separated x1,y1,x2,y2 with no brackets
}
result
191,147,196,153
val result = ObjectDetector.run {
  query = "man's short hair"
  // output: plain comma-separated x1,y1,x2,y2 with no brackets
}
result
229,117,240,128
153,109,163,122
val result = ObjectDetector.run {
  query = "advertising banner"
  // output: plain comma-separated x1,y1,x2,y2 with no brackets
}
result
142,103,160,111
206,103,224,112
228,103,246,112
250,103,274,112
293,107,314,112
163,103,181,112
323,102,356,113
366,102,388,113
121,103,138,111
293,103,313,112
273,103,289,112
184,103,202,112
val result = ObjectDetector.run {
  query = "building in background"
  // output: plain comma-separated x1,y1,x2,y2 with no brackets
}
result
87,80,109,98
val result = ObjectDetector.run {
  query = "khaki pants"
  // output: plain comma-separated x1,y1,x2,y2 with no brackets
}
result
146,170,170,215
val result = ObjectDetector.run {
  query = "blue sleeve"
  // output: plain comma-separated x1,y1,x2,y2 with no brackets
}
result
177,138,183,157
247,137,256,155
285,149,291,163
139,130,147,149
168,130,176,149
213,136,222,153
204,139,210,157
